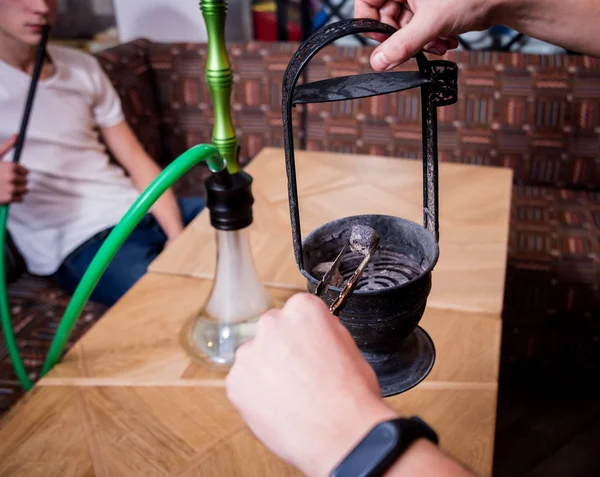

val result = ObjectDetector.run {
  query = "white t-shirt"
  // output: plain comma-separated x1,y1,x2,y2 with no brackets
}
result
0,45,141,275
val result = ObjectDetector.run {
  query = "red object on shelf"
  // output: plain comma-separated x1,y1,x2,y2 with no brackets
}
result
252,10,302,41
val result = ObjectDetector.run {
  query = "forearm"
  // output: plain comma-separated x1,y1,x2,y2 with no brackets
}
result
494,0,600,56
101,122,184,239
313,399,477,477
384,439,477,477
128,158,183,238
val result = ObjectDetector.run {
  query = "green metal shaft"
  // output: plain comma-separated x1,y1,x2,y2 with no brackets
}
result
200,0,239,174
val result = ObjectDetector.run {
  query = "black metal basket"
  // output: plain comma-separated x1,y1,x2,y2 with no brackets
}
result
281,19,458,396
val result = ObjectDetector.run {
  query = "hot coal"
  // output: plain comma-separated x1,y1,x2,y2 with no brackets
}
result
349,224,379,255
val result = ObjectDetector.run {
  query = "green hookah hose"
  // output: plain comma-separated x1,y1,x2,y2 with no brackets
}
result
40,0,240,377
0,207,33,389
0,25,51,390
40,145,226,375
2,0,237,388
1,145,225,388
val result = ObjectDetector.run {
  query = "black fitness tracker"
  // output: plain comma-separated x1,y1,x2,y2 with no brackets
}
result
330,416,439,477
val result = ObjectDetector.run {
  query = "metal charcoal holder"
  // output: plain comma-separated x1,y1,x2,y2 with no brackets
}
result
282,19,458,396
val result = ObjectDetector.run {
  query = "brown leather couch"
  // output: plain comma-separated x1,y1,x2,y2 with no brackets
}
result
1,40,599,415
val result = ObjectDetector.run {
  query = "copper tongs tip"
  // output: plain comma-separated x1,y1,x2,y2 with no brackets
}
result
314,224,380,315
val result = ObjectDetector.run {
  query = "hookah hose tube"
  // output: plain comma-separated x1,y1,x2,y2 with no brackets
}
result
3,142,226,385
0,209,32,389
41,144,226,375
6,2,239,385
0,24,50,391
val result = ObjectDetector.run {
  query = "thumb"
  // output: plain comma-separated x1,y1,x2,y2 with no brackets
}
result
370,13,442,71
0,135,18,158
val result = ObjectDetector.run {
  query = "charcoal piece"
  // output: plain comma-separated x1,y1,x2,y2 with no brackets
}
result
349,224,379,255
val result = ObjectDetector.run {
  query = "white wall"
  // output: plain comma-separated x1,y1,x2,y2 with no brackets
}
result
90,0,115,15
112,0,252,44
58,0,114,15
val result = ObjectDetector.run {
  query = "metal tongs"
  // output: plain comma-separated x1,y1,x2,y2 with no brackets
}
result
314,225,380,316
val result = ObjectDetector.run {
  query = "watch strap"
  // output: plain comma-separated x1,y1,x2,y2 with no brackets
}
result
330,416,438,477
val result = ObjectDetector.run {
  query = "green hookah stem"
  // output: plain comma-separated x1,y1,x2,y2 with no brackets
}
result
200,0,239,174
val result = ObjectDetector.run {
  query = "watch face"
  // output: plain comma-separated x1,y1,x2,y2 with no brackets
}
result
332,418,438,477
355,424,399,460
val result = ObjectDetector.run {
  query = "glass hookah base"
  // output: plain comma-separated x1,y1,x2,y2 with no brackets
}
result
362,326,436,398
179,313,258,370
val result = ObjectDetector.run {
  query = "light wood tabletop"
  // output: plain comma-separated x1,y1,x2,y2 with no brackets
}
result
0,148,513,476
150,148,513,316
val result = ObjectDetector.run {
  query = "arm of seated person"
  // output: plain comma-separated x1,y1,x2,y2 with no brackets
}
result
101,121,184,243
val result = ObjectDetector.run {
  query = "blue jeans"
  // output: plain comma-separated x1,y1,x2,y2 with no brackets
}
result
54,197,205,307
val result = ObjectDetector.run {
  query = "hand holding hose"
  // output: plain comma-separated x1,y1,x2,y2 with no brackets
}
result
0,135,29,204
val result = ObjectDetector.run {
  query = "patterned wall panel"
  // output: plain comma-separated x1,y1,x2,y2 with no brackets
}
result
300,48,600,190
95,41,600,369
96,40,600,323
95,39,164,165
146,42,304,168
504,185,600,324
99,41,600,190
3,41,600,417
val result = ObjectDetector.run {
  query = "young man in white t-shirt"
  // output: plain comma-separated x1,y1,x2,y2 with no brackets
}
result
0,0,204,306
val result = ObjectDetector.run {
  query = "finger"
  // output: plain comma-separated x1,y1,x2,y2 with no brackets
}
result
355,4,386,42
228,339,255,379
233,339,253,363
378,0,404,26
254,309,282,339
11,176,27,187
369,1,404,42
11,186,28,200
0,135,17,157
397,6,413,27
12,184,28,194
14,164,29,176
11,193,25,203
226,342,253,402
355,0,403,42
439,38,454,54
446,36,460,50
11,171,28,184
354,0,392,20
371,12,443,71
366,31,393,44
284,293,329,317
423,39,449,56
284,294,341,331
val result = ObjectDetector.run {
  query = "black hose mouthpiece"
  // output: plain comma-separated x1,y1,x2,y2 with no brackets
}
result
205,171,254,231
13,24,51,165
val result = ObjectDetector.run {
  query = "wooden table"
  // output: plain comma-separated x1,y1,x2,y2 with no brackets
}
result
0,148,512,476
